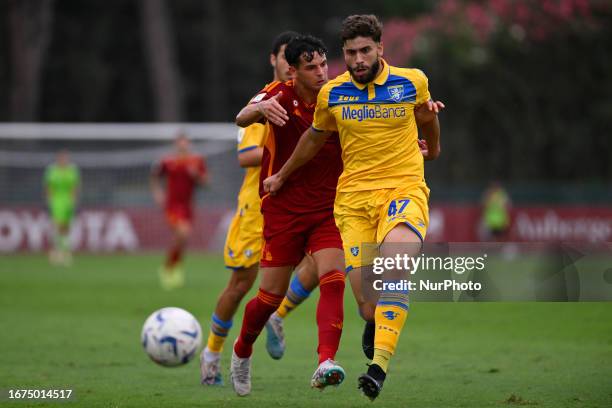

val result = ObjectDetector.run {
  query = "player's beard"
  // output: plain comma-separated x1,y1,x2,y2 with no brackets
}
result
348,58,380,84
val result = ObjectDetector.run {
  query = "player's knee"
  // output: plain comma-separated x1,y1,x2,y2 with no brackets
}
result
381,226,422,259
301,254,316,270
234,279,254,298
224,283,249,303
384,223,421,244
228,269,256,299
297,268,319,291
175,224,191,241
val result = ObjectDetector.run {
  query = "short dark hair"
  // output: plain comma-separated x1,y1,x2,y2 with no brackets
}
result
284,34,327,67
271,31,300,56
340,14,383,43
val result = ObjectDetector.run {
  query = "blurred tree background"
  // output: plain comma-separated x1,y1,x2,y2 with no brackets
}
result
0,0,610,200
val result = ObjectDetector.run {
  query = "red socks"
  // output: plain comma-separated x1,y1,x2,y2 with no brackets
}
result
165,245,183,268
234,289,284,358
234,270,345,363
316,270,345,363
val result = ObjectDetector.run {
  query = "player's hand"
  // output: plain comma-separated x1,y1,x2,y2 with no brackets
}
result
415,100,445,125
153,190,165,207
418,139,429,157
257,92,288,127
418,139,438,161
187,164,199,179
263,173,285,195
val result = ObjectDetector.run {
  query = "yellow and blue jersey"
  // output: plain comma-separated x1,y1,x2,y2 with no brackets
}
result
236,123,266,206
312,59,430,192
224,123,266,269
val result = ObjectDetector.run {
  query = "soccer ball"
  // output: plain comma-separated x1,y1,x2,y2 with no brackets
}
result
141,307,202,367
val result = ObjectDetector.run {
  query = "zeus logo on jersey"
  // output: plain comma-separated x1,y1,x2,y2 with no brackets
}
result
341,105,406,122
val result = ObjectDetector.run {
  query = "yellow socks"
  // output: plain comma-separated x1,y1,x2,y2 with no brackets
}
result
275,274,312,319
206,331,225,353
275,297,297,318
206,314,233,353
373,302,409,373
372,349,392,373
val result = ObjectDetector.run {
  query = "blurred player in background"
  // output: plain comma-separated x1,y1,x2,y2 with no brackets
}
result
200,31,319,386
481,181,512,241
150,132,207,290
45,150,80,266
264,15,444,400
231,35,345,396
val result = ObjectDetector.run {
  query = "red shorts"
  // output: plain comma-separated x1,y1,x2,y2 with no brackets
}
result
165,205,193,227
260,209,342,267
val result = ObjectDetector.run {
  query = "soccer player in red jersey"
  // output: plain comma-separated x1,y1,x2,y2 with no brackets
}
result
200,31,321,386
150,132,207,290
229,35,346,396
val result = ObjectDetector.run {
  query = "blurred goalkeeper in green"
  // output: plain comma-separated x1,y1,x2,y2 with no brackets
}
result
44,150,80,265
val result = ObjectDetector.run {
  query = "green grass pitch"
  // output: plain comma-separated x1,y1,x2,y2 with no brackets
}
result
1,254,611,407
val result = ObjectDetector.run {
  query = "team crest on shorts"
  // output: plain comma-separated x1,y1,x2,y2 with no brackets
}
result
387,85,404,103
244,249,252,258
350,246,359,256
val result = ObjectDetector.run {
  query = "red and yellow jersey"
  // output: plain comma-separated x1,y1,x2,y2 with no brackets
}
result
252,80,342,214
153,154,206,209
236,123,266,207
312,60,430,193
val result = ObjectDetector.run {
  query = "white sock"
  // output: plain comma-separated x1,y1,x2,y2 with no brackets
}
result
204,347,220,362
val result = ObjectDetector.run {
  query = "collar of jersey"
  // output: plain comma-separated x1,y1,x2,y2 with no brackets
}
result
350,59,390,90
285,80,315,109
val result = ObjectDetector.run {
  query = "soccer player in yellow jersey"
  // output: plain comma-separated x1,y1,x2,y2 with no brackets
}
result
200,31,318,386
264,15,444,400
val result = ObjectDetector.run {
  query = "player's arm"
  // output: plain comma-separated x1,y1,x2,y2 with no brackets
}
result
263,127,332,194
236,92,287,128
238,147,263,168
150,163,165,207
195,157,208,187
415,100,444,161
197,171,208,187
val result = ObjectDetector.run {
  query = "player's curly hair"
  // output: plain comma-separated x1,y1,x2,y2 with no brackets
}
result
284,35,328,67
340,14,383,43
